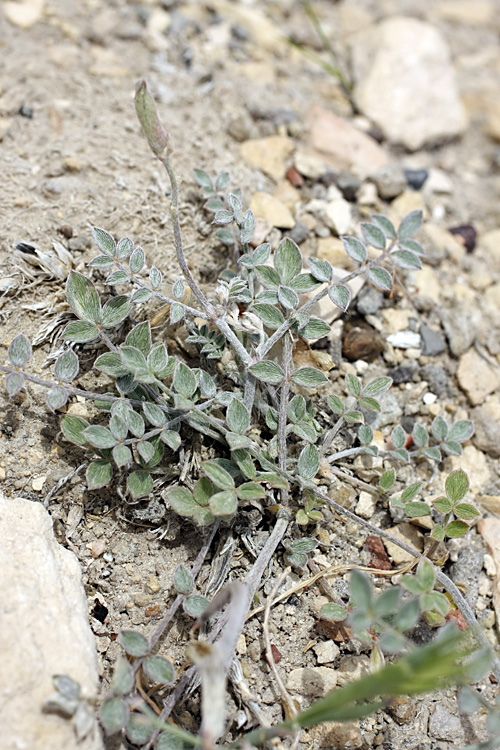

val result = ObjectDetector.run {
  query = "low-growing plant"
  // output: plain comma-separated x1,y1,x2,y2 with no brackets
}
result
1,81,499,747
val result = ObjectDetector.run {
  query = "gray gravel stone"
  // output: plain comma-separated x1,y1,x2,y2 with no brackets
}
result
288,221,310,245
419,324,446,356
440,306,480,356
371,165,407,200
428,702,463,741
420,364,449,396
471,398,500,457
357,286,384,315
449,541,484,609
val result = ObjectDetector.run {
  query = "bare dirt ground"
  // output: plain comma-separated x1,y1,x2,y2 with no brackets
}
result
1,1,500,748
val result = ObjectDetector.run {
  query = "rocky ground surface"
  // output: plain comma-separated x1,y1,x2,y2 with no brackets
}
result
1,0,500,749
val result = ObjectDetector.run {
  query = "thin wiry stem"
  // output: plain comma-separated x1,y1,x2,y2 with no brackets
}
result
277,332,293,508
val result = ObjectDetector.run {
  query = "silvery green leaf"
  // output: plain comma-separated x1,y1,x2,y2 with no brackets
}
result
142,402,165,427
194,477,214,506
327,394,344,415
393,448,409,462
148,343,168,374
288,394,306,423
45,385,68,411
361,223,386,250
174,563,194,594
54,350,79,382
174,362,197,398
215,228,234,245
238,209,255,244
253,243,271,264
404,502,431,518
95,352,129,377
121,345,148,373
432,415,448,441
149,266,162,289
328,284,351,312
157,731,187,750
227,192,242,215
226,433,252,450
442,441,462,456
255,290,279,305
293,423,317,443
266,407,279,430
167,487,197,516
358,424,373,445
367,266,392,292
214,209,234,224
412,423,428,447
131,288,153,304
274,238,302,285
454,503,480,521
193,168,213,190
209,489,238,517
297,443,319,481
101,296,131,328
291,367,328,388
66,272,101,324
88,255,115,269
299,317,330,339
226,398,250,434
126,715,153,745
86,460,113,490
346,373,361,398
379,468,395,490
349,569,373,609
137,440,155,464
6,372,24,396
61,415,89,446
398,210,423,240
289,273,321,293
358,397,380,412
183,595,209,618
202,461,235,490
378,631,407,655
249,361,283,385
139,435,163,468
83,426,117,449
423,446,441,461
445,468,469,504
448,420,473,443
445,520,470,538
278,285,299,310
215,171,230,191
119,630,149,657
100,698,128,735
362,377,392,397
127,470,153,499
199,370,216,398
111,657,134,696
106,270,130,285
398,239,425,255
394,598,420,631
373,586,401,617
400,482,423,504
372,214,396,240
391,425,406,450
391,249,422,270
344,410,363,423
236,482,266,500
8,333,32,366
170,302,184,324
286,551,308,568
160,430,181,450
112,444,132,468
341,236,367,263
129,246,145,274
320,603,348,621
255,265,281,290
143,656,174,685
308,257,332,282
172,279,185,299
116,237,133,259
63,321,99,343
92,227,116,258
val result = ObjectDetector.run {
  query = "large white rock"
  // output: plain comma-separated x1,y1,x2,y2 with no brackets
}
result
0,495,103,750
350,17,467,150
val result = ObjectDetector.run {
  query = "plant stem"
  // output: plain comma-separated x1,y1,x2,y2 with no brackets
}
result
278,332,293,508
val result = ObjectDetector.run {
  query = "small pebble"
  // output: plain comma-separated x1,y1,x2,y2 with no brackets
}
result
404,169,428,190
336,172,361,202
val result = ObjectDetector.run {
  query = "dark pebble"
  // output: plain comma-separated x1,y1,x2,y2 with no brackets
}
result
342,319,384,362
419,324,446,356
404,169,428,190
288,221,310,245
336,172,361,202
388,365,417,384
18,105,34,119
449,224,477,253
57,225,74,239
420,364,449,396
357,286,384,315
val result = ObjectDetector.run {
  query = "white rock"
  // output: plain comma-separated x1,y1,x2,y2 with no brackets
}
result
386,331,421,349
456,349,500,405
0,495,103,750
350,17,467,150
322,199,352,235
356,491,376,519
313,640,340,665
